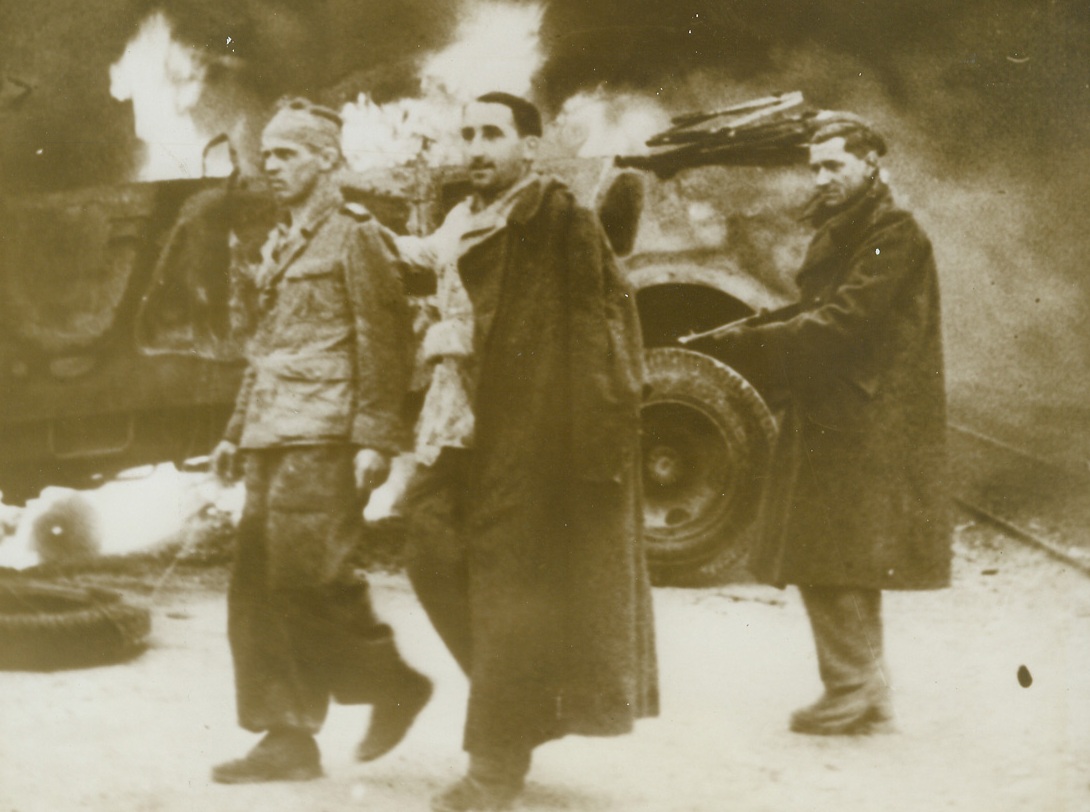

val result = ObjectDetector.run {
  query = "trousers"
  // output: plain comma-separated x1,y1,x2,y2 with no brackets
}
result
401,449,474,674
798,585,887,691
228,445,415,735
402,449,537,762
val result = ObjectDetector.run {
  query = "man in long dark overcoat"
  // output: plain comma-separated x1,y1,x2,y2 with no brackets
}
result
208,98,431,783
398,93,658,811
700,114,951,735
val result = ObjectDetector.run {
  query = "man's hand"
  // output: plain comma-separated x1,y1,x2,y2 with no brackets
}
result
211,440,241,485
353,448,391,495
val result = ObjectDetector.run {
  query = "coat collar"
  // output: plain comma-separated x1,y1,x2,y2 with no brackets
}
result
505,173,551,227
801,181,893,274
809,180,892,241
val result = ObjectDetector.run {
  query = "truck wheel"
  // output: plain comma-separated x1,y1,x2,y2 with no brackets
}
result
641,347,775,581
0,581,151,671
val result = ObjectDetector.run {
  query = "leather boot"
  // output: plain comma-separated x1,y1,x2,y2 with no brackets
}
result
211,728,323,784
790,680,895,735
355,667,433,762
431,749,531,811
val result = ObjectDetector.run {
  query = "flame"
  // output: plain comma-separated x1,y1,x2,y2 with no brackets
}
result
110,12,228,181
342,1,546,171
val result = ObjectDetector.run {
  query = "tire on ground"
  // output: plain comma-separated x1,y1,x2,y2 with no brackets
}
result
641,347,776,582
0,580,151,671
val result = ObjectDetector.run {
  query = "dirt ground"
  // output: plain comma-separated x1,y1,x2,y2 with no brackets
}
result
2,520,1089,812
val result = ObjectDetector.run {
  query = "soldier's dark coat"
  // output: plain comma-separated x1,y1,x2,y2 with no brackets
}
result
417,177,659,753
711,182,951,590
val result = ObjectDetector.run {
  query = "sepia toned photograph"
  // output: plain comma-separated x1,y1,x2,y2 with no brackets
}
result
1,2,1088,810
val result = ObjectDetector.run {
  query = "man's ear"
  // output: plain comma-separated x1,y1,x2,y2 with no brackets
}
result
318,146,342,172
863,149,880,172
521,134,541,163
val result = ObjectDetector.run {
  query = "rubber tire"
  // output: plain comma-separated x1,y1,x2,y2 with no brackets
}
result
640,347,776,582
0,580,151,671
654,522,759,588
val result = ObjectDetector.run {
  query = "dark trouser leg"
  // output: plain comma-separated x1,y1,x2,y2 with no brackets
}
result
404,451,537,811
292,578,432,764
403,449,473,673
228,450,327,734
792,585,892,733
285,582,423,707
228,446,423,736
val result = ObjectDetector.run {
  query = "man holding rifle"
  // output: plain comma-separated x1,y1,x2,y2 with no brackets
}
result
690,113,951,735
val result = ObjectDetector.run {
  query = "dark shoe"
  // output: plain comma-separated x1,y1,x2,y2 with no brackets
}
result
790,684,895,736
211,730,323,784
430,775,523,812
355,670,433,762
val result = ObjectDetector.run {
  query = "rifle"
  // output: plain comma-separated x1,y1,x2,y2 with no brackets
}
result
677,302,802,345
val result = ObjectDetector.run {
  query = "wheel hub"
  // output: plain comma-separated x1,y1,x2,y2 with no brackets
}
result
645,444,684,487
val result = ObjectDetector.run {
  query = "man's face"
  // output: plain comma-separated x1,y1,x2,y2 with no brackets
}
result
460,101,536,199
260,137,331,207
809,136,877,210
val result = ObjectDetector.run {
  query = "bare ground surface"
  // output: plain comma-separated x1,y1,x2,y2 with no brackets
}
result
2,520,1090,812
